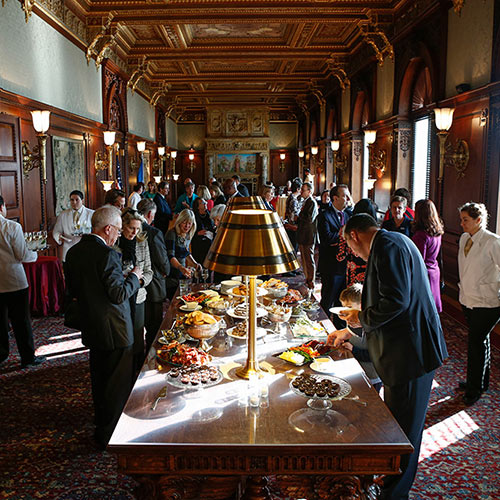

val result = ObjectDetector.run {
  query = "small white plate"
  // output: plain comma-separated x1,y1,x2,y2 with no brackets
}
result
179,304,202,312
226,325,268,340
329,307,355,316
227,306,268,319
310,361,336,374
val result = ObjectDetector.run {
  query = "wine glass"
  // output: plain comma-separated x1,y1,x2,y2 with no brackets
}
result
122,259,134,276
201,268,209,286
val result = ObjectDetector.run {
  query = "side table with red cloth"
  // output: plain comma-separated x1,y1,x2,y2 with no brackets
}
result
23,256,65,316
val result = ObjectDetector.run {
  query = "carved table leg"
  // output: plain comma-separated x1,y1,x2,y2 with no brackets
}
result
241,476,271,500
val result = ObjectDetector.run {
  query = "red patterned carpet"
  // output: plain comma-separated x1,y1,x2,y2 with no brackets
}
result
0,313,498,500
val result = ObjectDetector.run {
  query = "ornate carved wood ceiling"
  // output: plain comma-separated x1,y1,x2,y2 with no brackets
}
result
31,0,410,113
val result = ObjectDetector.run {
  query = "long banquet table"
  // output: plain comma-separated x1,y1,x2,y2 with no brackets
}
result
108,284,412,500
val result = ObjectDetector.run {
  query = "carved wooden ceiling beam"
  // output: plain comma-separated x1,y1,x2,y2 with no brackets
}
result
148,74,320,83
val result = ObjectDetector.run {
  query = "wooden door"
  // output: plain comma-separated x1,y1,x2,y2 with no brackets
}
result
0,114,23,223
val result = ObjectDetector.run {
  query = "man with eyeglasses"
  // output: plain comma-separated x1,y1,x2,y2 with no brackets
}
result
64,206,143,449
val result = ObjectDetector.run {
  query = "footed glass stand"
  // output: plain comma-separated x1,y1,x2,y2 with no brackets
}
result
289,375,352,411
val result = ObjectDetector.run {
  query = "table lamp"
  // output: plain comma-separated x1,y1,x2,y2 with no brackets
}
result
204,204,299,379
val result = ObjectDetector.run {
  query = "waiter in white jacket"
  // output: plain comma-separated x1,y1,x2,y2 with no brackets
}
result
458,202,500,406
0,195,45,368
52,190,94,262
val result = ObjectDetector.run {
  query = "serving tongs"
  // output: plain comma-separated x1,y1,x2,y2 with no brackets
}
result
151,386,168,411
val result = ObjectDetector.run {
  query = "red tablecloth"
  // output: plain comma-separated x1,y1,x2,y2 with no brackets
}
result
23,256,65,316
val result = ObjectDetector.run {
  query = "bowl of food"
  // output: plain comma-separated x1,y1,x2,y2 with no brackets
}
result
184,311,222,347
205,298,230,316
221,280,241,295
266,303,292,323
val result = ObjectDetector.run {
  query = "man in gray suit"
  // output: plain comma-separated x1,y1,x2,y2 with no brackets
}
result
296,182,318,290
65,206,142,449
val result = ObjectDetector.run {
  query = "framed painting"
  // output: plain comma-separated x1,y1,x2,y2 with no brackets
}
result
52,136,86,215
216,153,257,174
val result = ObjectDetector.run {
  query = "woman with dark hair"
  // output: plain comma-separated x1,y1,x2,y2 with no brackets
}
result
412,199,444,312
382,196,412,237
457,202,500,405
191,197,215,265
336,198,378,286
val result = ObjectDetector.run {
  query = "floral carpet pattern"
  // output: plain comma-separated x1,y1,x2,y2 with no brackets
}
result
0,313,498,499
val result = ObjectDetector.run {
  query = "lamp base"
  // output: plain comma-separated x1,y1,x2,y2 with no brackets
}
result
236,364,266,380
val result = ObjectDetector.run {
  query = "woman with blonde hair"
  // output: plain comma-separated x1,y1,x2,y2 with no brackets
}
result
165,209,201,298
457,202,500,405
196,185,213,211
412,199,444,312
260,185,275,211
116,208,153,371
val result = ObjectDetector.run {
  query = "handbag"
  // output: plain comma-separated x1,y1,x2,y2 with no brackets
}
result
64,298,82,330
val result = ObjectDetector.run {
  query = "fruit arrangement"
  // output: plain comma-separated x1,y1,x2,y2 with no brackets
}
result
157,341,211,366
179,292,206,303
278,340,332,365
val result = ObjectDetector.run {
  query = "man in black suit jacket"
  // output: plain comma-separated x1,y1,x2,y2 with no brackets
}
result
317,184,352,320
296,182,318,290
153,181,172,234
137,199,170,352
232,175,250,197
65,206,142,449
223,178,244,202
336,215,448,500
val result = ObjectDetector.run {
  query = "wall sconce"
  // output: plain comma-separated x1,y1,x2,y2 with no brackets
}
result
311,145,318,156
95,130,116,186
137,141,146,153
298,149,304,170
22,110,51,182
188,145,196,173
171,150,177,176
479,109,488,127
172,173,179,181
101,180,114,191
279,152,286,172
330,139,347,172
364,177,377,191
153,146,165,180
364,129,386,175
434,107,469,183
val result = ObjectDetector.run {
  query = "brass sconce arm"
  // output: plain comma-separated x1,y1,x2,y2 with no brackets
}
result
94,144,114,176
368,145,387,173
437,131,469,182
22,135,48,182
333,152,348,172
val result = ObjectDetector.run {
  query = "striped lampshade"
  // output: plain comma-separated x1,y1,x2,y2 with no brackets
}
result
204,208,299,276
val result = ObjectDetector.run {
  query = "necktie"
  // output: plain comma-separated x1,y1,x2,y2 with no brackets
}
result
73,210,80,227
464,237,473,257
339,211,345,226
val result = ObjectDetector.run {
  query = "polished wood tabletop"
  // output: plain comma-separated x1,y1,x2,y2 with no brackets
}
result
109,284,412,463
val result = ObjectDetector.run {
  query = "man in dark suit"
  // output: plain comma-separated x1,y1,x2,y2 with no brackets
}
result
336,214,448,500
296,182,318,290
232,175,250,197
317,184,352,321
64,206,142,449
153,181,172,234
223,178,244,202
137,198,170,352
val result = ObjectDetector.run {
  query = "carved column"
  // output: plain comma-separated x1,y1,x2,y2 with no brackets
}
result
395,119,412,191
261,153,269,185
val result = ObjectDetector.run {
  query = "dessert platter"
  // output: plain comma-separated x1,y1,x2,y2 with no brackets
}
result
166,364,223,389
156,340,212,367
227,284,268,298
290,373,351,410
226,322,268,340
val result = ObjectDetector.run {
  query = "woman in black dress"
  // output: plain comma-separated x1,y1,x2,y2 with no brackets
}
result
191,197,215,265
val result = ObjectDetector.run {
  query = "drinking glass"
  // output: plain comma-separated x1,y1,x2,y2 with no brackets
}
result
201,268,209,285
179,279,190,296
122,260,134,276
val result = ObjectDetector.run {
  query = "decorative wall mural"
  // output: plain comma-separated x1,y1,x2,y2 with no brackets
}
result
52,136,85,215
216,154,256,174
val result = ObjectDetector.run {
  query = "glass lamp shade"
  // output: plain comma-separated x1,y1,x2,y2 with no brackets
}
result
137,141,146,152
172,173,179,181
103,131,116,146
311,146,318,155
31,110,51,133
364,177,377,190
434,108,454,131
101,180,114,191
364,130,377,145
171,150,177,159
331,140,340,151
204,208,299,276
280,153,286,160
298,150,304,158
153,175,162,183
189,153,195,161
158,146,165,156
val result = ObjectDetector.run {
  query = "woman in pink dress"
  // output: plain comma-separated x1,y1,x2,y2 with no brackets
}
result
412,199,444,312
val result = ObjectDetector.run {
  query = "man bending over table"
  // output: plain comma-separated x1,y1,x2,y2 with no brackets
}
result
330,214,448,500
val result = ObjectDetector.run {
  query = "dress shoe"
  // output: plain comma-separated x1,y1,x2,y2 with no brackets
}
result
21,355,46,369
463,394,481,406
457,381,467,391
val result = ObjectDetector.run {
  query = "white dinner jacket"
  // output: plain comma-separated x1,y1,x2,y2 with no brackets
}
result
458,228,500,309
52,206,94,261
